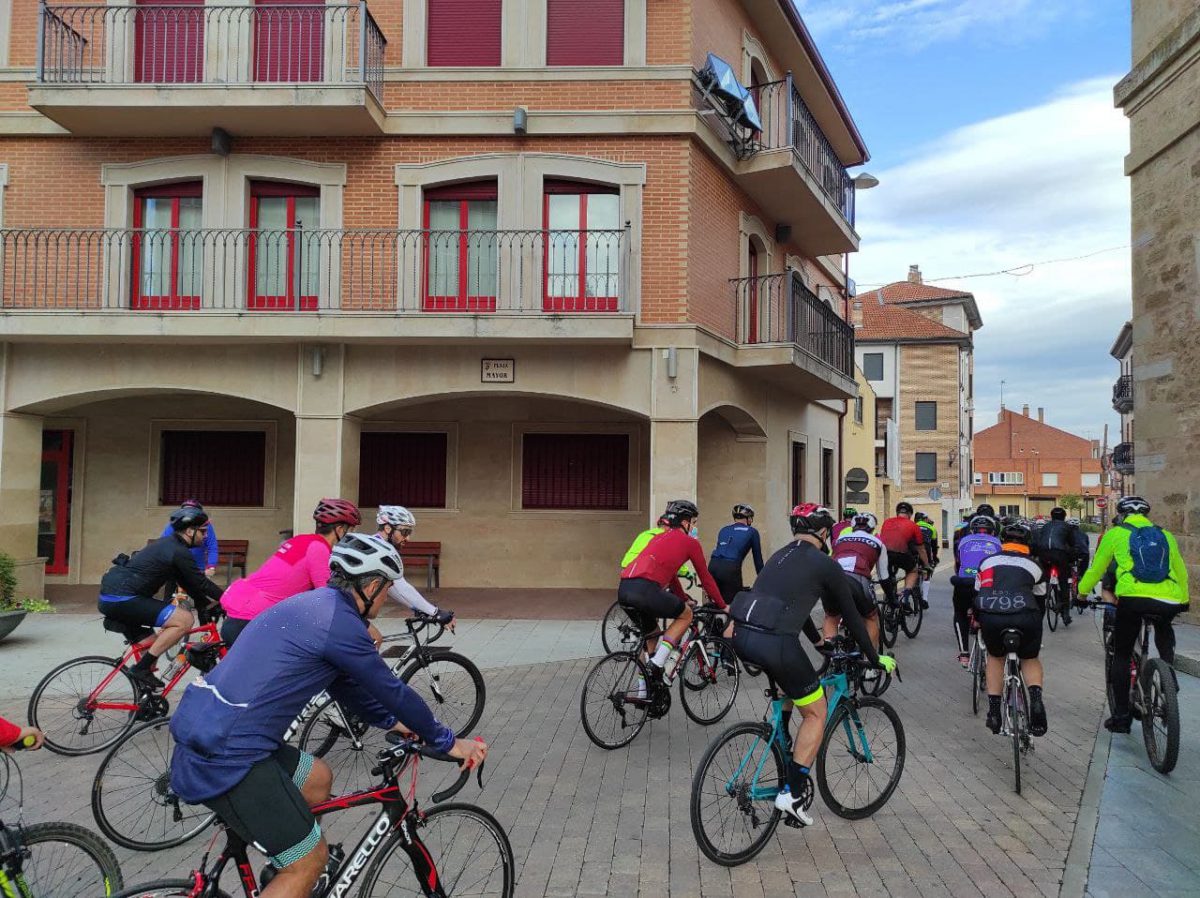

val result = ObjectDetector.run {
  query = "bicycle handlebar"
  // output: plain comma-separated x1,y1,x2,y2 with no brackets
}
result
375,732,486,803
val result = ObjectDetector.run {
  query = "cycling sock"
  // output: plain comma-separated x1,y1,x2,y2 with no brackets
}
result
1029,686,1043,703
786,760,811,796
133,651,158,671
650,637,675,668
988,695,1001,715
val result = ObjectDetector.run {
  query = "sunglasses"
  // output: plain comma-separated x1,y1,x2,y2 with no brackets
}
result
397,528,414,538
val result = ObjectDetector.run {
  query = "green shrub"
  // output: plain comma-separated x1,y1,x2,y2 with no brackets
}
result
0,552,54,612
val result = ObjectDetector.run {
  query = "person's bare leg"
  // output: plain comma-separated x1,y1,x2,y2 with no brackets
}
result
662,605,692,647
148,608,193,659
793,697,827,768
300,758,333,807
823,615,840,642
1020,658,1043,688
261,840,327,897
985,655,1004,695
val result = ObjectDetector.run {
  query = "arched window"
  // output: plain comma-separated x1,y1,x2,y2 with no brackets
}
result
131,181,203,310
543,179,620,312
248,180,320,311
422,180,499,312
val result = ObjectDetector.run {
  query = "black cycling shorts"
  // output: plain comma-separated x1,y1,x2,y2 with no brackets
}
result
732,627,823,705
220,616,251,648
820,573,876,619
707,558,745,608
204,745,320,869
978,609,1043,660
889,551,917,575
617,577,685,636
98,595,179,630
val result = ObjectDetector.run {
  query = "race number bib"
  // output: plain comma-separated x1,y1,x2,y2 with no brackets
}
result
976,592,1030,614
837,556,857,573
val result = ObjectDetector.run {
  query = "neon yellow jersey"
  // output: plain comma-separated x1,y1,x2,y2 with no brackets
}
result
621,527,690,575
1078,514,1189,603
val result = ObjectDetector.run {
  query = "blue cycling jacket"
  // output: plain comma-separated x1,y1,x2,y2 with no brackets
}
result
710,523,764,572
169,586,454,802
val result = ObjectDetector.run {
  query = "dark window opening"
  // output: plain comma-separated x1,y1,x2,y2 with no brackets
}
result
359,432,449,509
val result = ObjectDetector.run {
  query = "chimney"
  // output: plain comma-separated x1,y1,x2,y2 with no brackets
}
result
907,265,922,284
1037,407,1044,423
1022,404,1030,417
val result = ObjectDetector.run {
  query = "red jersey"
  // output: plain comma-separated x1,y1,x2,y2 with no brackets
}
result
0,714,22,747
879,516,924,554
621,528,726,608
831,520,853,542
832,531,888,580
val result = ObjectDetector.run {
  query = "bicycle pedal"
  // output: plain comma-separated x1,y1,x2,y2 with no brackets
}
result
782,816,803,829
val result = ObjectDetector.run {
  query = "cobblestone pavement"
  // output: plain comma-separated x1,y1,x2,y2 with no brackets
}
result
0,574,1168,897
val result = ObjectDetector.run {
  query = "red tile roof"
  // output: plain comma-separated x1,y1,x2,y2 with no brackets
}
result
855,299,970,342
859,281,973,305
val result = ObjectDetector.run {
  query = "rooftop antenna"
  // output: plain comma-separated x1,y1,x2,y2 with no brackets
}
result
1000,379,1007,409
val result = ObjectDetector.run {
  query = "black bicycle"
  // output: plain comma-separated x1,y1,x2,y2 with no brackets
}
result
601,572,696,654
111,734,514,898
1,744,125,896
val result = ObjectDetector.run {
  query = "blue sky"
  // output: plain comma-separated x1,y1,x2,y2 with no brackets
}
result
795,0,1132,444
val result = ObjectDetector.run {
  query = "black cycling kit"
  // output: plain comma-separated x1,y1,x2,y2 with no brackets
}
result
707,523,765,606
974,548,1047,660
98,535,223,628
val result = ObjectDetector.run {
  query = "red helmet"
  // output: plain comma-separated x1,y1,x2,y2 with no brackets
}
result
789,503,836,536
313,498,361,526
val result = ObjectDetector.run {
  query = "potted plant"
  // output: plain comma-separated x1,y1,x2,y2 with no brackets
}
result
0,552,53,642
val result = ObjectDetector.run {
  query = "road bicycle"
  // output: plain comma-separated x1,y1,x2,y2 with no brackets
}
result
689,635,905,866
1044,565,1076,632
110,734,515,898
966,611,987,715
817,614,892,698
601,571,697,654
0,743,125,896
580,605,740,749
877,568,923,645
90,613,484,851
28,608,226,756
995,628,1033,795
1087,598,1180,774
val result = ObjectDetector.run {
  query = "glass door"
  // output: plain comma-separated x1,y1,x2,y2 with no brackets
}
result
39,430,74,576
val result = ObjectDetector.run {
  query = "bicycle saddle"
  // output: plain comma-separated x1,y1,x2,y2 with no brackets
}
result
1001,629,1022,653
103,617,154,644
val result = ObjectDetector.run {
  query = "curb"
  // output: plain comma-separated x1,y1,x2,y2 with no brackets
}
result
1174,652,1200,679
1060,706,1112,898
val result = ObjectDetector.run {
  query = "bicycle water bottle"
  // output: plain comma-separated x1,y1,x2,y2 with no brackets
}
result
159,650,186,683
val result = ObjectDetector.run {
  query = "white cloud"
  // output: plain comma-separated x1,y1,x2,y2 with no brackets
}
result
851,76,1131,438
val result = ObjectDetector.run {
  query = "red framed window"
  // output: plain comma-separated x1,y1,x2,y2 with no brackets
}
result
359,432,448,508
546,0,624,66
747,242,759,342
39,430,74,576
423,181,498,312
543,180,620,313
522,433,629,510
132,181,203,310
427,0,501,66
135,0,204,84
254,0,324,83
160,430,266,506
249,181,320,311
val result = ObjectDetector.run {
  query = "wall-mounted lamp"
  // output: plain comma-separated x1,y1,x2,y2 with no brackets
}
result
212,127,232,157
311,345,325,378
513,106,528,135
774,223,792,244
664,347,678,380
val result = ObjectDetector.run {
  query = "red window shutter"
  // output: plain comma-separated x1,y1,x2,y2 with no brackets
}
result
359,432,449,508
522,434,629,510
135,0,205,83
254,0,325,82
547,0,623,66
427,0,501,66
250,180,320,198
423,181,498,201
160,431,266,506
543,179,619,196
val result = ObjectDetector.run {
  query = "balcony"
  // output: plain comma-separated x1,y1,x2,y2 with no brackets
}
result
1112,374,1133,413
0,226,634,341
729,270,855,398
29,3,387,136
1112,442,1135,475
695,72,857,256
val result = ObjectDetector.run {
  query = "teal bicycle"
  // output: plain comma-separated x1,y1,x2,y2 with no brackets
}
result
689,636,906,866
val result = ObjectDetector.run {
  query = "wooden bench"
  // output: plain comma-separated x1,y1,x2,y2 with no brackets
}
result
217,539,249,583
400,541,441,590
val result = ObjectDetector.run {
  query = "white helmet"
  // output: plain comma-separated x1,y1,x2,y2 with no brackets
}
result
377,505,417,529
330,533,403,581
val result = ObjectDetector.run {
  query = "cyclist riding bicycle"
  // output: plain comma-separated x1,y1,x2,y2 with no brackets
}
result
618,500,726,677
828,512,886,647
1078,495,1190,733
706,504,764,607
879,502,931,610
730,504,894,828
975,522,1049,737
954,503,1000,566
915,513,939,566
831,507,858,543
98,506,224,690
219,498,361,647
375,505,455,627
159,499,220,578
1033,506,1090,624
951,516,1002,666
169,533,487,898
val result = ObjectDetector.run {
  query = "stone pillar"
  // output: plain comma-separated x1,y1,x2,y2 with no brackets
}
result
647,345,699,525
0,410,45,598
292,345,360,532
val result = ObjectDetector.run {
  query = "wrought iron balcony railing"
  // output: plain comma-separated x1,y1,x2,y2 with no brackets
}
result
38,3,386,99
730,270,854,377
1112,442,1134,474
0,226,631,315
1112,374,1133,413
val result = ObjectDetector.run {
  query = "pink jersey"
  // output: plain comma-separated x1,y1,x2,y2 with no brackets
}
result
220,534,332,621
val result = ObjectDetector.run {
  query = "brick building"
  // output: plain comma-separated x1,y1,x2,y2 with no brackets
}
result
0,0,869,595
1115,3,1199,599
973,406,1104,520
1109,320,1134,498
853,267,980,537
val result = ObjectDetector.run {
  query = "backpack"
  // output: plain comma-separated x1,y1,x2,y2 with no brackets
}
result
1121,523,1171,584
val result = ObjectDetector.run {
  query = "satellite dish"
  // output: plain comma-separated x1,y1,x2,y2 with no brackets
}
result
699,53,761,132
735,92,763,132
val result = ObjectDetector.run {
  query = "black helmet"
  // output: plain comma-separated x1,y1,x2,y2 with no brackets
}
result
976,503,996,518
1050,507,1066,521
915,512,930,524
790,503,836,536
662,499,699,527
1116,495,1150,516
1002,522,1033,545
732,504,755,519
896,501,914,515
969,515,997,535
169,507,209,532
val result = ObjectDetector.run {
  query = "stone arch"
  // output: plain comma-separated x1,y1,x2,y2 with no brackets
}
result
350,388,648,422
698,402,768,441
742,30,779,85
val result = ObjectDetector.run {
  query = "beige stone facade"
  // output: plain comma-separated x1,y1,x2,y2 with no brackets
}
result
1116,3,1200,599
0,1,868,596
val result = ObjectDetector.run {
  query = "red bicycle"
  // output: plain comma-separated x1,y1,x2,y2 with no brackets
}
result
27,609,226,756
111,734,515,898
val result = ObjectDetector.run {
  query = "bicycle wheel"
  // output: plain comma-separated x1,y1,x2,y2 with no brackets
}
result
1046,584,1059,632
601,601,643,655
900,591,923,639
690,721,785,867
1140,658,1180,775
28,655,142,756
679,637,740,726
579,652,650,750
399,651,486,738
970,641,985,716
298,696,385,796
1007,680,1029,795
878,601,899,648
816,697,906,819
14,821,124,896
112,881,232,897
359,803,515,898
93,717,215,851
856,663,891,698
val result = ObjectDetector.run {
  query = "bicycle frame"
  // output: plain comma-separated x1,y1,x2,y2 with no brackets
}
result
86,621,224,714
1000,653,1026,737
